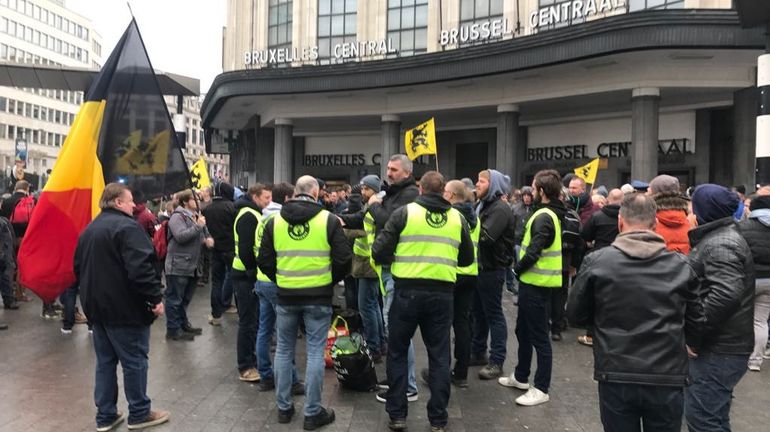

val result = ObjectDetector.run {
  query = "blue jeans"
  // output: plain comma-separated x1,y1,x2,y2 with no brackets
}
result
387,289,453,426
61,283,80,330
255,280,299,382
358,277,384,354
92,324,151,427
164,275,198,332
381,268,417,393
275,304,332,416
471,269,508,365
685,352,749,432
210,251,233,318
514,283,552,393
599,382,683,432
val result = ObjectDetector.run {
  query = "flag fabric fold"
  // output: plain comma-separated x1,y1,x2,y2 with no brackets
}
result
405,118,437,161
574,158,601,185
18,19,191,302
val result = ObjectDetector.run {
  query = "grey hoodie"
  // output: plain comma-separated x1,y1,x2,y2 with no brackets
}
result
612,230,667,260
476,169,508,214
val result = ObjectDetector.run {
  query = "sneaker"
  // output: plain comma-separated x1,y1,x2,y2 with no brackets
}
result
748,362,761,372
3,301,19,310
478,363,503,380
0,323,8,331
166,330,195,341
41,310,57,320
577,335,593,346
127,410,170,430
239,368,261,382
468,353,489,366
292,380,305,396
278,405,295,424
515,388,550,406
498,374,530,390
303,407,335,431
451,372,468,388
182,324,202,335
376,390,418,403
208,315,222,326
96,411,126,432
377,379,390,390
225,305,238,314
388,418,407,431
75,311,89,324
763,346,770,359
51,303,64,311
61,328,73,335
258,376,275,392
551,332,562,342
430,425,446,432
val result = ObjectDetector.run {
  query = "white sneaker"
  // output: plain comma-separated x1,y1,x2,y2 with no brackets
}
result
515,388,550,406
748,363,761,372
208,315,222,326
60,328,73,335
763,347,770,359
498,374,530,390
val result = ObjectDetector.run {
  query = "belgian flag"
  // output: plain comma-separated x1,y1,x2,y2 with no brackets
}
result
18,20,191,302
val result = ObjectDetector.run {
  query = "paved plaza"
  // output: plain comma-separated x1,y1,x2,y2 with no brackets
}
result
1,285,769,432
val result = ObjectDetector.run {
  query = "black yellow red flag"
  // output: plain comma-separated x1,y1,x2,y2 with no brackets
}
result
18,20,191,302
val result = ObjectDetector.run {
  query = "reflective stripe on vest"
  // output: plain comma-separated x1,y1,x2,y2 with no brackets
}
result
273,210,332,289
519,207,562,287
457,221,480,276
391,202,463,283
353,235,370,258
232,207,262,271
256,213,276,282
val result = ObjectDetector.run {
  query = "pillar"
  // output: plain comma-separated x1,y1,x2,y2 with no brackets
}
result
381,114,401,178
735,87,758,191
631,87,660,182
496,103,521,183
273,118,293,183
756,53,770,187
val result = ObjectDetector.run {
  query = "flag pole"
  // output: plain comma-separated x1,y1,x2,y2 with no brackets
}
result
434,151,439,172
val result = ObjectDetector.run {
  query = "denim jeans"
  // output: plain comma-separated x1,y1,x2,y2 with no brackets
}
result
275,303,332,416
386,289,453,426
599,382,683,432
471,269,507,365
210,251,233,318
255,280,299,382
453,276,477,380
381,268,417,393
233,278,259,372
750,280,770,367
61,283,82,330
514,283,553,393
685,352,749,432
164,275,198,332
358,277,384,354
92,324,151,427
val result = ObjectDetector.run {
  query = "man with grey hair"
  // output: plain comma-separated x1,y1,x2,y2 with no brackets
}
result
567,193,702,432
257,175,351,429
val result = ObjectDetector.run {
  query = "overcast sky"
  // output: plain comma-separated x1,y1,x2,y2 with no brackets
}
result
66,0,226,95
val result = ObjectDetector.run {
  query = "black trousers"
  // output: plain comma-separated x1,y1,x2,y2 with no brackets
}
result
599,382,683,432
233,278,259,372
452,276,476,380
550,272,569,333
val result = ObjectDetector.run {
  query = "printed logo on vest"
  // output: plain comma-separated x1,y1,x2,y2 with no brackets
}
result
288,222,310,240
425,211,448,229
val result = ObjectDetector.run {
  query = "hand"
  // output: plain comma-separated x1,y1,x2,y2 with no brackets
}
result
368,194,382,205
204,237,215,248
196,215,207,227
152,302,164,317
686,345,698,359
337,216,346,227
569,266,577,278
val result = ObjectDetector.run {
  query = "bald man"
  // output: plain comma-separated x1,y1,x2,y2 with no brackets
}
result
581,189,623,252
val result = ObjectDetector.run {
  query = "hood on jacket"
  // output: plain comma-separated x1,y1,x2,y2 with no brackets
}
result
656,209,689,228
280,196,323,224
383,176,417,196
476,169,508,213
569,191,593,213
415,193,451,213
234,196,260,213
653,191,689,212
749,207,770,228
691,184,739,225
612,230,667,259
453,202,478,230
132,203,148,217
543,200,568,219
213,182,235,201
601,204,620,219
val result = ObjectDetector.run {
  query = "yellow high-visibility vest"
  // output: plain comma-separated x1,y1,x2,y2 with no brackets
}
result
232,207,261,271
273,211,333,289
519,207,562,288
457,221,480,276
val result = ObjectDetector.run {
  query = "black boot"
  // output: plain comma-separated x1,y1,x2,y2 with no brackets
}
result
166,329,195,341
303,407,335,431
182,322,203,335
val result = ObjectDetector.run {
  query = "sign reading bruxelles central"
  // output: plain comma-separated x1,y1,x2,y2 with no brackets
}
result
244,39,396,66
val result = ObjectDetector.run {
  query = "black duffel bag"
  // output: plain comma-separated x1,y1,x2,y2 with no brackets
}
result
331,331,378,392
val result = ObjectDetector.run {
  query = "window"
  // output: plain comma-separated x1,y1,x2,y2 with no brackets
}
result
268,0,293,50
0,43,5,59
0,17,6,34
537,0,587,29
0,123,5,139
317,0,357,62
459,0,504,45
387,0,428,57
0,97,5,112
8,125,15,139
628,0,684,11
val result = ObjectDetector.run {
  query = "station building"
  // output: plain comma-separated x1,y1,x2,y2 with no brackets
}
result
202,0,765,190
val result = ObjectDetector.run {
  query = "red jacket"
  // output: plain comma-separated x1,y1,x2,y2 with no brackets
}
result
133,204,157,239
655,209,691,254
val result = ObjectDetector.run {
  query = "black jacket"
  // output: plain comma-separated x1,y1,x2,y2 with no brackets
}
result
201,196,236,258
738,196,770,279
688,217,755,355
514,201,568,276
567,231,702,387
74,208,163,327
512,202,534,245
371,193,474,292
369,177,419,232
230,197,262,281
257,196,351,305
477,198,516,271
581,204,620,251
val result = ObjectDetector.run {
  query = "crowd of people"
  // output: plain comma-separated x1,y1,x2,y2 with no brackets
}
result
0,153,768,432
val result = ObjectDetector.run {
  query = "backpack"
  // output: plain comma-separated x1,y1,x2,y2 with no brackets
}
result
152,220,170,260
10,195,35,225
561,209,582,252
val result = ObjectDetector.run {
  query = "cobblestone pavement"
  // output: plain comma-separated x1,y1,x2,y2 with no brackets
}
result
1,285,768,432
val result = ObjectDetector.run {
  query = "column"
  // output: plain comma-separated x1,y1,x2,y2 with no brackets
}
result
756,53,770,187
273,118,293,184
496,103,520,183
631,87,660,182
734,87,758,191
381,114,401,178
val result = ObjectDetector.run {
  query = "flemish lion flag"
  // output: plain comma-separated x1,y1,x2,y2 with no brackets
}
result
190,157,211,189
404,118,437,161
18,19,192,302
574,158,600,185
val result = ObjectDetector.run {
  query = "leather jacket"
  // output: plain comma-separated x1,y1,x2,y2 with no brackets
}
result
688,217,755,355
